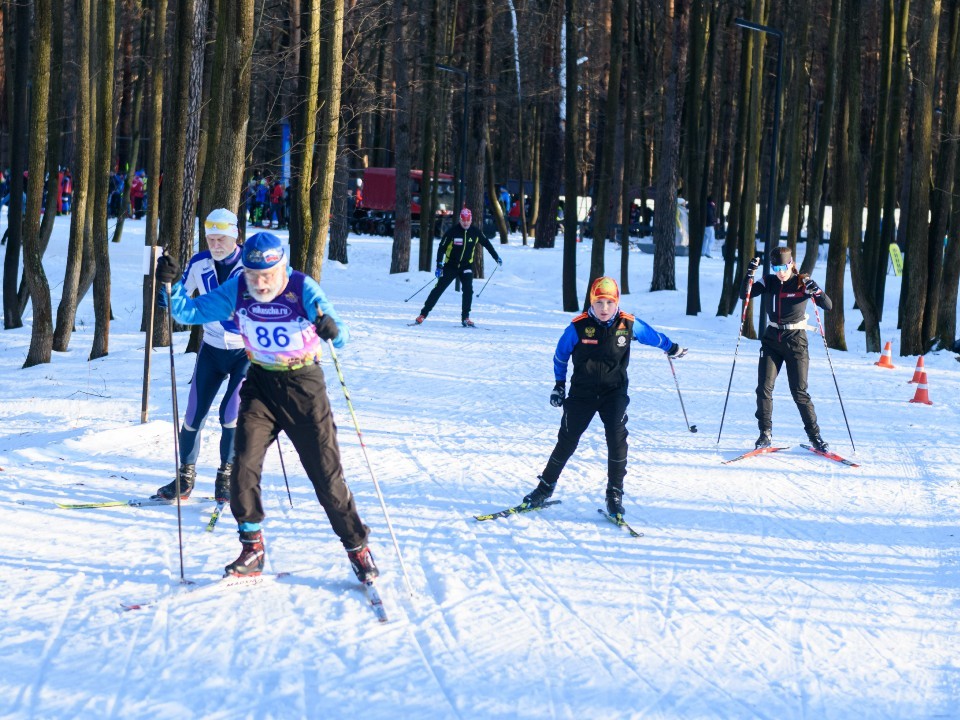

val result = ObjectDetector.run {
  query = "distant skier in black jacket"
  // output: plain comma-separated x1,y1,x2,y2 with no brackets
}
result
741,246,832,452
414,207,502,327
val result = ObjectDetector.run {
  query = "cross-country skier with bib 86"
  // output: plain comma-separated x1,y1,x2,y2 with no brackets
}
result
156,232,378,582
522,277,688,519
414,207,503,327
154,208,249,504
741,246,832,452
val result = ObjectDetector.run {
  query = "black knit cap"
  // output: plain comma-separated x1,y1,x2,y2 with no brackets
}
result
772,246,793,266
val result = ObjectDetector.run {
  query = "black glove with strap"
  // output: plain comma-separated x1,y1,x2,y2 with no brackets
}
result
746,256,761,278
156,255,181,286
550,381,566,408
314,314,339,341
667,343,688,360
803,277,823,297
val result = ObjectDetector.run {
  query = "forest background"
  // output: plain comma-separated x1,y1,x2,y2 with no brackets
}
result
0,0,957,370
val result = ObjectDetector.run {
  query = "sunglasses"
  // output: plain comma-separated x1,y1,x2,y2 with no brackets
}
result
772,263,791,272
205,219,235,231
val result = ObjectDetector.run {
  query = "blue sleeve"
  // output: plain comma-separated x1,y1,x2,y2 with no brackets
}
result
303,276,350,349
633,318,672,351
168,276,239,325
553,324,579,382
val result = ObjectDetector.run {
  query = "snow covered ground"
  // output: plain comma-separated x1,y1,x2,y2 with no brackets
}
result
2,218,959,719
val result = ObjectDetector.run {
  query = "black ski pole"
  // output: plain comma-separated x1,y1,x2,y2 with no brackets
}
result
717,273,755,444
164,281,188,584
276,435,293,508
668,356,697,433
810,302,856,452
476,263,500,298
317,305,416,597
404,276,435,302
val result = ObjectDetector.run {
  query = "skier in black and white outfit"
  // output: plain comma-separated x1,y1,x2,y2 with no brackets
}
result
741,246,832,452
155,208,249,503
414,207,503,327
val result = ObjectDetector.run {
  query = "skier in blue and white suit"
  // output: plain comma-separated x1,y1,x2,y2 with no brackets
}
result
156,231,379,582
155,208,250,504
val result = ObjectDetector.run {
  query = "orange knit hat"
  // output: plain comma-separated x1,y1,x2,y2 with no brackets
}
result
590,276,620,304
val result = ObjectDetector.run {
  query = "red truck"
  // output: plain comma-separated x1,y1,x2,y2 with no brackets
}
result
354,167,456,237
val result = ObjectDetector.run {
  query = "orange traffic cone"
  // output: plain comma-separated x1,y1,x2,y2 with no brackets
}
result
908,356,925,383
909,371,933,405
875,341,895,368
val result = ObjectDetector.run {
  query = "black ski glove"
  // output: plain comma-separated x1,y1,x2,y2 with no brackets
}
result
550,381,566,408
156,255,181,285
746,256,761,278
314,314,339,341
667,343,688,360
803,277,823,297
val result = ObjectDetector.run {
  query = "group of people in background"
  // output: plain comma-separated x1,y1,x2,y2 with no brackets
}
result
244,175,289,230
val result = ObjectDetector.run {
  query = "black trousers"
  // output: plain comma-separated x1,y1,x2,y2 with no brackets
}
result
230,364,369,549
540,392,630,493
755,328,819,436
420,265,474,320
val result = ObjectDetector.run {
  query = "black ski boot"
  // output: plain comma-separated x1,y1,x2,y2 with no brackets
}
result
522,476,557,508
214,463,232,503
154,464,196,501
224,530,265,577
347,544,379,583
755,430,772,449
605,488,625,518
807,430,829,453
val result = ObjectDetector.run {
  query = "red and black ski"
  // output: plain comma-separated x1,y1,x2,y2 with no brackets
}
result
800,444,860,467
721,446,791,465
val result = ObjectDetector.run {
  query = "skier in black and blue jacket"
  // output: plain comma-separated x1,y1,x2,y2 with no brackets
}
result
522,276,688,519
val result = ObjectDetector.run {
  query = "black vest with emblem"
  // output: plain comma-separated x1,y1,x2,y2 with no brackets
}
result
570,311,635,396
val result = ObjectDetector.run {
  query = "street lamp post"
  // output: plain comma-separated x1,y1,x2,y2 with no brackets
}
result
436,63,470,212
734,17,784,322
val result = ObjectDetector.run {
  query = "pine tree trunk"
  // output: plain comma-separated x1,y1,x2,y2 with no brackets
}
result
289,0,320,271
89,0,115,360
21,0,53,367
390,0,412,274
651,0,686,293
305,0,344,278
2,0,29,329
562,0,579,311
901,0,941,356
54,0,91,351
586,0,624,301
924,0,960,350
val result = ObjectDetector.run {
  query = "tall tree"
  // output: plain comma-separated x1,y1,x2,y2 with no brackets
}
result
305,0,346,278
900,0,942,356
21,0,53,367
90,0,116,360
799,0,841,276
561,0,579,311
923,0,960,350
585,0,624,305
54,0,92,351
203,0,254,214
2,0,29,329
289,0,320,272
651,0,686,292
390,0,412,274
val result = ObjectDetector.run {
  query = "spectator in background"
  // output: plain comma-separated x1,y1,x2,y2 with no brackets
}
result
270,180,285,229
702,195,717,258
130,171,146,219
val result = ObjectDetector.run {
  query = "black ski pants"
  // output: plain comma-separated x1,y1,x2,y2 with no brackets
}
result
540,391,629,493
420,264,474,320
755,328,820,436
230,364,369,549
